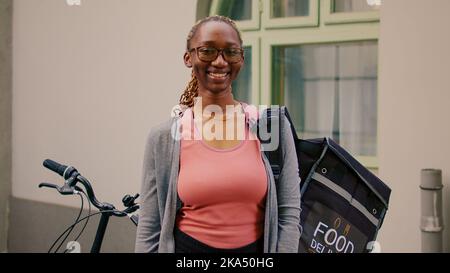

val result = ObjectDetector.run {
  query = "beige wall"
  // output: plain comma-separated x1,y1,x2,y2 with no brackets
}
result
12,0,196,208
378,0,450,252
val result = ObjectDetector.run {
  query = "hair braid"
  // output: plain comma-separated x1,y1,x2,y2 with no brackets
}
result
179,71,199,108
178,15,242,108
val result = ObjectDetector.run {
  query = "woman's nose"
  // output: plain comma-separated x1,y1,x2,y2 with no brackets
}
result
211,52,228,67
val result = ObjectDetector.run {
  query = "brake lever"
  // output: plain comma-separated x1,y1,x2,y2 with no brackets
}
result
39,182,59,190
38,182,82,195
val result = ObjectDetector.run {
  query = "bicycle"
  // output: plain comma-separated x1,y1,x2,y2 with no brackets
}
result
39,159,140,253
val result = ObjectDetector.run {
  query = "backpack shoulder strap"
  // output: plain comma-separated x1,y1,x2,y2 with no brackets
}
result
257,107,284,182
281,106,297,141
257,106,298,183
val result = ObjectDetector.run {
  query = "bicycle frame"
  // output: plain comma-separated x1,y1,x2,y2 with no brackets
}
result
91,211,112,253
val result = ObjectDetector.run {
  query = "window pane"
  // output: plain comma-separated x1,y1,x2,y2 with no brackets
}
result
271,0,309,18
272,41,378,156
232,46,252,103
215,0,252,21
333,0,380,13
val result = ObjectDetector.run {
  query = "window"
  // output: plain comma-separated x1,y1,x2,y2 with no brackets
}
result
272,0,310,17
211,0,252,20
263,0,319,28
202,0,379,168
333,0,380,13
324,0,380,24
272,41,378,157
209,0,260,30
232,46,252,102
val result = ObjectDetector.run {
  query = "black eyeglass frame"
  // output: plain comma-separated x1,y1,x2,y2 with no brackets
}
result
188,46,244,64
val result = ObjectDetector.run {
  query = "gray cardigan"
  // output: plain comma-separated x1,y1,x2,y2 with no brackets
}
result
135,108,301,253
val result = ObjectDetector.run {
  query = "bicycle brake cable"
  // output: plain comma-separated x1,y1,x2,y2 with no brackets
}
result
48,209,127,253
49,191,84,253
63,190,91,253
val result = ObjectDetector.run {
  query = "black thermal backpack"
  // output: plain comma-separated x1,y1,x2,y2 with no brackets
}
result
256,106,391,253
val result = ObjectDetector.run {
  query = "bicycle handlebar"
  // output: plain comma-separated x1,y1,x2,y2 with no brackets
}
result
40,159,139,253
43,159,68,177
75,175,116,212
43,159,79,180
40,159,139,217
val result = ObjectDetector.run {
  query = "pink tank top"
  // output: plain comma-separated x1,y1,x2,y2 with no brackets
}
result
176,107,267,249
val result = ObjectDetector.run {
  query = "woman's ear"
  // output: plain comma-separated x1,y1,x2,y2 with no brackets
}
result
184,52,192,68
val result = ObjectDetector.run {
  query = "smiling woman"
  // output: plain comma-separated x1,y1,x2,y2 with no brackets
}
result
180,16,244,108
135,15,302,253
183,20,244,98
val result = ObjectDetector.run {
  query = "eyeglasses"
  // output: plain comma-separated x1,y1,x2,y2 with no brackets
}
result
189,46,244,64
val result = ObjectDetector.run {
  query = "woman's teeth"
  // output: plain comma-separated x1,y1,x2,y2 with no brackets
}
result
208,72,228,79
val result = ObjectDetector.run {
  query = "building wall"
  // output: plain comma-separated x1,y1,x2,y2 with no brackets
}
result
378,0,450,252
0,0,12,253
10,0,196,252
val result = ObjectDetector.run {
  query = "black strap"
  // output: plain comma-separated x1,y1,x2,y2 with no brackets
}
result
258,107,283,183
257,106,299,184
282,106,298,142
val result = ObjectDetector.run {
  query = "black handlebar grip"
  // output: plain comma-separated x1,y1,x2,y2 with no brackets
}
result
43,159,67,177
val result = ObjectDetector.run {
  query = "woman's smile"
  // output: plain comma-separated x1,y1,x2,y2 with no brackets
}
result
206,71,230,81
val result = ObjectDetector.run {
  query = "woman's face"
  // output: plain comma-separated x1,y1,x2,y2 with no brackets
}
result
184,21,244,95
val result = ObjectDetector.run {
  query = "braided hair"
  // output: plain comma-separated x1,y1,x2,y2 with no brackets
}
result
179,15,243,108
